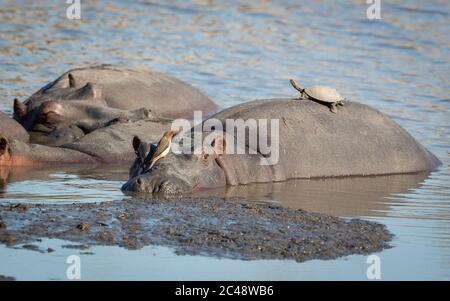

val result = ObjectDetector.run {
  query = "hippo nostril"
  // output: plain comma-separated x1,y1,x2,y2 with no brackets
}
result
158,180,186,194
151,180,167,194
135,178,145,191
123,177,187,194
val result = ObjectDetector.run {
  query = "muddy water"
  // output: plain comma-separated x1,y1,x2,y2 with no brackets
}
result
0,0,449,280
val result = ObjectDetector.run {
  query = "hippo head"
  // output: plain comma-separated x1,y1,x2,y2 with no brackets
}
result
29,123,86,146
14,99,88,146
13,73,103,145
14,73,104,126
122,134,228,194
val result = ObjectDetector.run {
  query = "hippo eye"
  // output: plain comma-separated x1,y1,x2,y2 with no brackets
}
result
40,112,59,125
201,152,209,161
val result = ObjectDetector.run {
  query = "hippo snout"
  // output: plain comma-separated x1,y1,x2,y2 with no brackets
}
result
121,175,191,194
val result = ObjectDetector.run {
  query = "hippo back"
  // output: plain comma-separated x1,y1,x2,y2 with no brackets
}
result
24,65,218,118
209,99,440,182
0,112,29,142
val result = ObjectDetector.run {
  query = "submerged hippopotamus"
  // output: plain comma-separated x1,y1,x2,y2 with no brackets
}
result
0,117,172,167
122,99,441,194
0,112,31,171
23,101,155,146
0,112,29,143
13,65,218,146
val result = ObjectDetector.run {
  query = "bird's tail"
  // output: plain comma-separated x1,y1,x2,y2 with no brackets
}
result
148,160,156,170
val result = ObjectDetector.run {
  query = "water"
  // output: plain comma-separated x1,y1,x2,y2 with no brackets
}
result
0,165,130,203
0,0,449,280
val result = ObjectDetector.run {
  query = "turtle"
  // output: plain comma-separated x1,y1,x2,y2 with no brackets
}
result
290,79,345,113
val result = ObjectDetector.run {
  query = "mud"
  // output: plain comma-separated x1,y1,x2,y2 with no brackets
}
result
0,198,392,262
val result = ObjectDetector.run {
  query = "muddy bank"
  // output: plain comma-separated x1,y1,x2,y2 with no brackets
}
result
0,198,392,262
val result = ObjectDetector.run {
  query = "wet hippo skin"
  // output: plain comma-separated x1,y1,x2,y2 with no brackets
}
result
122,99,441,194
12,64,218,146
0,118,172,167
1,64,219,166
0,112,29,142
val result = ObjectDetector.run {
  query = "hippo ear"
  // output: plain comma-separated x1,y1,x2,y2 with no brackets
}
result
138,143,150,160
41,101,62,115
13,98,27,121
211,135,227,156
132,136,150,160
0,136,9,156
132,136,142,153
87,83,101,99
78,82,102,99
68,73,79,88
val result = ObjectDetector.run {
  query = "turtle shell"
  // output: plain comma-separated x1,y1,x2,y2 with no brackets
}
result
304,86,344,103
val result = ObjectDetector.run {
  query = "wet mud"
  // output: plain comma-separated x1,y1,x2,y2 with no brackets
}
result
0,198,392,262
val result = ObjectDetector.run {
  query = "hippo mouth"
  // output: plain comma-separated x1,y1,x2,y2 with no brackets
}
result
29,125,86,146
30,122,56,133
28,131,55,145
121,175,192,195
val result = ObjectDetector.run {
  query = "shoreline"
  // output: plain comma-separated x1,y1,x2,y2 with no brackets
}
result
0,198,392,262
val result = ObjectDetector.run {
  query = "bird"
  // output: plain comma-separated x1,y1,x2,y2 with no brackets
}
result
147,130,177,170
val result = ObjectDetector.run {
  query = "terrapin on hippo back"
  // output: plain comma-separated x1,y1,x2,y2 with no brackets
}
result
290,79,345,113
122,99,441,194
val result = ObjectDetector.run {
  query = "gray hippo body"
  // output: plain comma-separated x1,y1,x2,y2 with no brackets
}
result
0,112,29,142
13,65,218,146
0,117,170,167
122,99,441,193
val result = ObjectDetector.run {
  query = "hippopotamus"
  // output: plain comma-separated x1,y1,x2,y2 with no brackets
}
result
122,99,441,194
0,112,31,176
0,112,29,143
13,65,218,146
23,102,153,146
0,117,172,167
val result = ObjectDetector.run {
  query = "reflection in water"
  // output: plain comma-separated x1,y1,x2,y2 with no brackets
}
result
0,165,130,203
195,172,432,217
0,0,449,279
0,165,434,220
